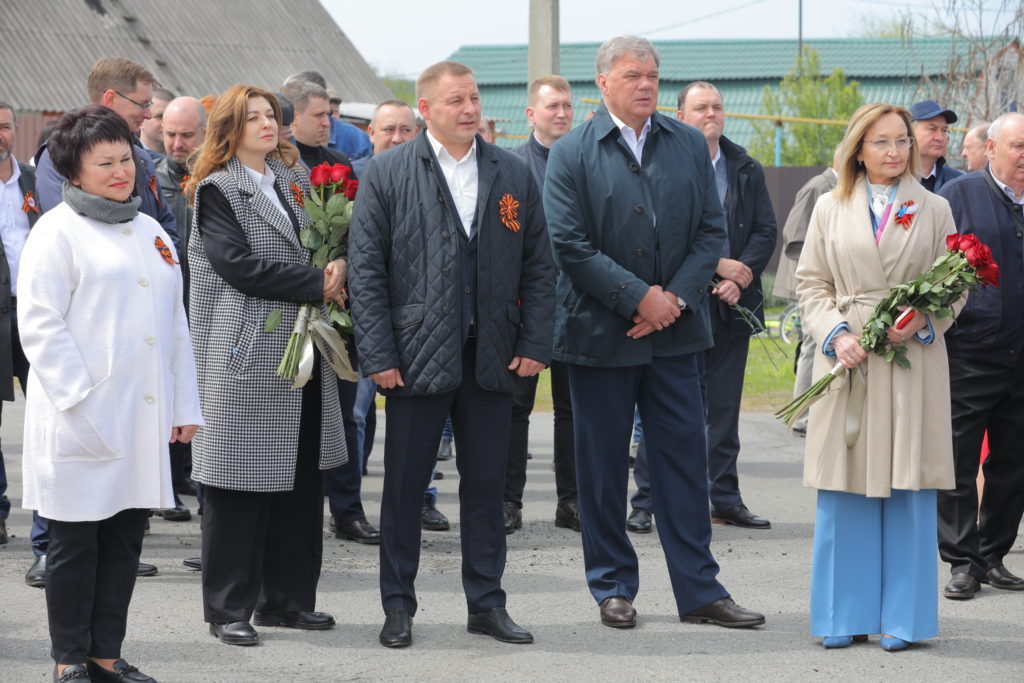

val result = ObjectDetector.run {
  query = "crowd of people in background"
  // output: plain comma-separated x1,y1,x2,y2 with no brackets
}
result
0,31,1021,683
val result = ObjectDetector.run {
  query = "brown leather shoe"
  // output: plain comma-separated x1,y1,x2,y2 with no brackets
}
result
599,596,637,628
680,597,765,628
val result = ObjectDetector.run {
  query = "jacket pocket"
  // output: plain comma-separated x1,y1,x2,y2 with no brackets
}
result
391,304,425,329
228,321,257,376
49,374,124,462
505,303,522,326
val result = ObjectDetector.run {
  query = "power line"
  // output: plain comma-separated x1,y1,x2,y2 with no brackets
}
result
638,0,771,36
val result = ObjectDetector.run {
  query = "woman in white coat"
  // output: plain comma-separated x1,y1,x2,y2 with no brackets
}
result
796,103,959,652
18,106,202,683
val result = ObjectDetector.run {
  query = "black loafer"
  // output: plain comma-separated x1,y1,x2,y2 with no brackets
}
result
334,518,381,544
503,502,522,535
136,562,158,577
554,500,581,531
626,508,652,534
421,500,450,531
26,554,48,588
253,610,335,630
87,659,155,682
156,503,191,522
53,664,90,682
210,620,259,646
379,608,412,648
982,565,1024,591
182,557,201,571
680,597,765,628
599,596,637,628
944,572,981,599
467,607,533,644
710,505,771,529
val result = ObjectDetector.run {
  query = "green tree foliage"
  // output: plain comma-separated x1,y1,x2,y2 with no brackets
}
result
380,76,416,106
749,50,863,167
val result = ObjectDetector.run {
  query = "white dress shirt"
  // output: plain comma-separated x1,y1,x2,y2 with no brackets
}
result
1,156,32,295
243,164,288,218
608,111,652,165
427,130,478,236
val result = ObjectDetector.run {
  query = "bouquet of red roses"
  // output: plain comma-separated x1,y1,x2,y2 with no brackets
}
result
272,162,359,386
775,232,999,426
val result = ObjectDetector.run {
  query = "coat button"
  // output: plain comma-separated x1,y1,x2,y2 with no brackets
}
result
610,292,619,300
442,267,451,276
634,205,643,213
619,282,626,289
1017,232,1023,239
144,336,156,345
138,278,149,287
123,227,133,235
442,231,450,239
441,306,450,314
464,287,472,294
635,248,645,256
143,395,155,404
628,162,639,172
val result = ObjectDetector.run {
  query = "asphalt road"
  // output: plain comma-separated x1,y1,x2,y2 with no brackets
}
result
1,394,1021,681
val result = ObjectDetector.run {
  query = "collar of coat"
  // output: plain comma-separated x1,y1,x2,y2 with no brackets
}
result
223,155,309,253
589,102,670,143
413,129,501,231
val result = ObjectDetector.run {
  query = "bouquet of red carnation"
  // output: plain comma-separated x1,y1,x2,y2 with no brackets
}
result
775,232,999,426
273,162,359,386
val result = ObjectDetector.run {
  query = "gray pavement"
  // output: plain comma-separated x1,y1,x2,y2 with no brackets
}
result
1,393,1021,681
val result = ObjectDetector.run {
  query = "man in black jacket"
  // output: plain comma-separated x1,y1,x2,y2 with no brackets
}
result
628,82,777,532
504,75,579,534
937,113,1024,599
911,99,964,193
350,61,555,648
0,101,38,545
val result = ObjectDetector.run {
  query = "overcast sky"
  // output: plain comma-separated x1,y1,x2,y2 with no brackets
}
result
323,0,969,77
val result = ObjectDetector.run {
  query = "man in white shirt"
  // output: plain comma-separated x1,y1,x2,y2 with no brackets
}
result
349,61,555,648
0,101,37,545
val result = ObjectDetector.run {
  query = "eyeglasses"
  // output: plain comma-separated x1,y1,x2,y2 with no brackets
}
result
114,90,154,110
864,137,914,151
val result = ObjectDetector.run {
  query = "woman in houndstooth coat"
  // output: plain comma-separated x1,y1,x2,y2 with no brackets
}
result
185,85,347,646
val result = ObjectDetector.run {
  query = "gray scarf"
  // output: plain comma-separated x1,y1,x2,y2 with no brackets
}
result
62,182,141,224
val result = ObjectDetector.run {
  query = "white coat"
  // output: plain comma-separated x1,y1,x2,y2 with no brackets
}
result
17,202,203,521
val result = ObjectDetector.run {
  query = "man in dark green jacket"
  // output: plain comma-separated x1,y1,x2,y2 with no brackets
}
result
544,36,765,631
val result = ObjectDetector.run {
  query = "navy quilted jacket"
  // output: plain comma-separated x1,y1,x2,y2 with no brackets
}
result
349,131,556,396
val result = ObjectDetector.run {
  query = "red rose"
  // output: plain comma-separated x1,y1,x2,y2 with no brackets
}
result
965,243,993,267
328,163,350,184
309,163,331,187
946,233,961,251
976,261,1000,288
342,178,358,200
957,233,981,252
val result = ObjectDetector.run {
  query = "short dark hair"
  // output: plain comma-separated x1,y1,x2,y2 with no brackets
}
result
677,81,718,111
153,87,176,102
0,100,15,123
48,105,136,181
285,70,327,89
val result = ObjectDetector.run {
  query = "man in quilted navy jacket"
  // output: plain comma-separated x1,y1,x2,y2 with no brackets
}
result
349,61,555,649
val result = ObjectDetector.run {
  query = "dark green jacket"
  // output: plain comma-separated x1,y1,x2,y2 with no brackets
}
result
544,104,726,366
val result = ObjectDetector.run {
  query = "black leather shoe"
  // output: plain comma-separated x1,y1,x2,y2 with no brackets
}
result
467,607,533,644
53,664,91,682
710,505,771,529
379,609,412,648
87,659,155,682
554,500,581,531
626,508,652,534
599,596,637,628
421,500,450,531
176,478,198,497
944,572,981,599
982,565,1024,591
183,557,201,571
0,516,8,544
26,554,48,588
254,610,335,630
155,503,191,522
503,501,522,534
137,562,158,577
335,518,381,544
436,437,453,461
680,597,765,628
210,621,259,646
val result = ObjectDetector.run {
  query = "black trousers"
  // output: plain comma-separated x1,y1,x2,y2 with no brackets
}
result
705,322,750,512
200,374,325,623
938,355,1024,577
46,508,147,664
380,340,512,615
504,360,577,507
324,374,366,526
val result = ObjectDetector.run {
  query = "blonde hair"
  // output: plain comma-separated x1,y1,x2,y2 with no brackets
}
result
527,75,572,107
185,84,298,203
86,58,156,104
415,61,474,101
834,103,919,201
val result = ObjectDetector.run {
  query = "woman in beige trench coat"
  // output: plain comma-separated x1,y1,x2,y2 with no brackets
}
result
796,103,960,652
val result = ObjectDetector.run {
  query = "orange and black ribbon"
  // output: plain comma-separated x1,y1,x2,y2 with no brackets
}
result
290,181,305,208
179,174,191,193
22,191,39,214
154,236,178,265
499,193,520,233
149,175,163,209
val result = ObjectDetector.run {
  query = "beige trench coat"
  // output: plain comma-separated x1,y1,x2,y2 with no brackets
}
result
795,175,959,497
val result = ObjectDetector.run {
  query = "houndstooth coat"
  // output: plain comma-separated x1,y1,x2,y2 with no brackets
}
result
188,156,345,492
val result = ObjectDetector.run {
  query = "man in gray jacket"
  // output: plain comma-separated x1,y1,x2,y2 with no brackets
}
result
349,60,555,649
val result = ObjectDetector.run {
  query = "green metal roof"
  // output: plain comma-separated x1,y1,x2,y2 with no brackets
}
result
451,37,967,85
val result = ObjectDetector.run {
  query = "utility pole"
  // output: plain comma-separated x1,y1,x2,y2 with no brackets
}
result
797,0,803,57
528,0,559,84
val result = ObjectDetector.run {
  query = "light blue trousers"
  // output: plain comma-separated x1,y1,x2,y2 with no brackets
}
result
810,488,938,642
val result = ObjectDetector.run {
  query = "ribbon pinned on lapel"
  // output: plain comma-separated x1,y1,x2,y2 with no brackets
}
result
22,191,39,214
499,193,521,233
154,236,178,265
149,175,163,209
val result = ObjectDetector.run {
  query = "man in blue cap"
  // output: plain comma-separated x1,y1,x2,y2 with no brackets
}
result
910,99,964,193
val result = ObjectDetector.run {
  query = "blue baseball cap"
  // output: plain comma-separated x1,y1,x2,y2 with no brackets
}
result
910,99,958,123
